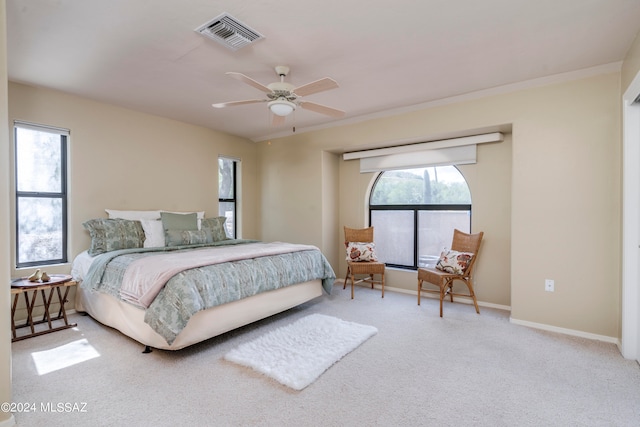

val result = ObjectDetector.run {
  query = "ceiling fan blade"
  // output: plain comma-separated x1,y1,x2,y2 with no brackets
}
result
271,114,286,127
226,72,273,94
212,99,266,108
293,77,339,97
299,101,345,117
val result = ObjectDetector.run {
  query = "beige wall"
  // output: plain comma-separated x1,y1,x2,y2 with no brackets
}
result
7,82,258,321
321,151,340,268
257,140,325,246
8,82,258,272
259,72,621,339
1,1,15,424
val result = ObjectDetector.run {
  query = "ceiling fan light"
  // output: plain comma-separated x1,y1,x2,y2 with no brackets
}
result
268,99,296,116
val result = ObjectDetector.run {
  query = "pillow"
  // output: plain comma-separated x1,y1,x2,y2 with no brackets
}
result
140,219,165,248
83,218,146,256
201,217,229,242
105,209,161,221
162,210,205,230
435,249,475,275
345,241,378,262
165,229,213,247
160,212,198,231
162,210,205,219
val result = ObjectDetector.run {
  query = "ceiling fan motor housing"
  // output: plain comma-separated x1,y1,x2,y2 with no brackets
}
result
267,82,297,101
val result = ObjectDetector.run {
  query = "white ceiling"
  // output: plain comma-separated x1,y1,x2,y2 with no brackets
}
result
7,1,640,142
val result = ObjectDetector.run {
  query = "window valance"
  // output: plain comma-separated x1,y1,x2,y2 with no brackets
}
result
343,132,503,173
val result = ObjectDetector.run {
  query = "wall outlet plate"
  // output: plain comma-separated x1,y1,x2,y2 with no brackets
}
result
545,279,555,292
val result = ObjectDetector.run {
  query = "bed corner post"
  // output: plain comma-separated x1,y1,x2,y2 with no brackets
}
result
142,345,152,354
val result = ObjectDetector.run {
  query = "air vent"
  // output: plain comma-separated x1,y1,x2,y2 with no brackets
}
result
195,13,264,51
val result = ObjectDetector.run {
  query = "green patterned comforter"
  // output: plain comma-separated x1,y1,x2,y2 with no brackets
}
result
81,240,335,344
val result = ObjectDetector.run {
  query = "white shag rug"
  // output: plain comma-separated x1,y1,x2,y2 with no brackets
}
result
224,313,378,390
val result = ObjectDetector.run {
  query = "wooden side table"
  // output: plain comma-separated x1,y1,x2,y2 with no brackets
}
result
11,274,78,342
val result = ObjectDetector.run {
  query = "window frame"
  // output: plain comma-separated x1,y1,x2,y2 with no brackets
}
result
14,122,69,268
368,168,472,271
218,156,238,239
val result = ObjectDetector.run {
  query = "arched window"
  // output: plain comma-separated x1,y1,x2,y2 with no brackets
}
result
369,165,471,270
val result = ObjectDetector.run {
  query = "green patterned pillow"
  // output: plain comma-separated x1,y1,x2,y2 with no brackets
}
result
201,217,229,241
165,229,213,247
83,218,146,256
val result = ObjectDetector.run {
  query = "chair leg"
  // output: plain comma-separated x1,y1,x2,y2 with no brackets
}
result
369,274,374,289
344,266,350,290
381,273,385,298
350,272,355,299
439,283,445,317
467,279,480,314
417,279,422,305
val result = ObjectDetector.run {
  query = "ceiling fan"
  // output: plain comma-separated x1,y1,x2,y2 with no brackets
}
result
212,65,345,126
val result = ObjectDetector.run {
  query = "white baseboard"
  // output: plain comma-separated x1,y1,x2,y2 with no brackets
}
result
0,415,16,427
12,308,77,324
338,279,619,345
338,279,512,311
509,317,620,345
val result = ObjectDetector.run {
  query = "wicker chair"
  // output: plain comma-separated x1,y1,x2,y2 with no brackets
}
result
344,226,385,299
417,229,484,317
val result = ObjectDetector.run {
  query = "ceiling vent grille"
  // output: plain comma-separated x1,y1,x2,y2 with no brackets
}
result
195,13,264,51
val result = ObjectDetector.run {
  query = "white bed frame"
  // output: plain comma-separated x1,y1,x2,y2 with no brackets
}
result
75,279,323,350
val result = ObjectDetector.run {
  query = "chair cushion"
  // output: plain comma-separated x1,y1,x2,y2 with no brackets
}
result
345,241,378,262
435,249,474,275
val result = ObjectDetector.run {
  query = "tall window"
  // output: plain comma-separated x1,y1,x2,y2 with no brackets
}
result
14,122,68,268
218,157,238,238
369,166,471,270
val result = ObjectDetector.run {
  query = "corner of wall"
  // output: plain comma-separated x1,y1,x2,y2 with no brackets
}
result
1,0,16,423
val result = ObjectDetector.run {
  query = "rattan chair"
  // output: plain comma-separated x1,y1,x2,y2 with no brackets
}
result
417,229,484,317
344,226,385,299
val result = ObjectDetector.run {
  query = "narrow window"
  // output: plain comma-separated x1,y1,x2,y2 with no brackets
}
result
369,166,471,270
14,122,69,267
218,157,238,238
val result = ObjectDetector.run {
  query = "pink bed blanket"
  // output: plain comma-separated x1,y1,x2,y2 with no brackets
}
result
119,242,318,308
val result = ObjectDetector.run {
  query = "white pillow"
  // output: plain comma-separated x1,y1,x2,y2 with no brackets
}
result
140,219,165,248
106,209,161,221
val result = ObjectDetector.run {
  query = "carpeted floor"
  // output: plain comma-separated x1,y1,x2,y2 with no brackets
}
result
10,283,640,426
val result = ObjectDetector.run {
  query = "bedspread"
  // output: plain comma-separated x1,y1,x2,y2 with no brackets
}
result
81,240,335,344
121,241,324,308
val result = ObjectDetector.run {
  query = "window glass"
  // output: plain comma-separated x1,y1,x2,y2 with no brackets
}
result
370,166,471,269
371,210,415,266
418,210,471,268
371,166,471,205
15,124,68,267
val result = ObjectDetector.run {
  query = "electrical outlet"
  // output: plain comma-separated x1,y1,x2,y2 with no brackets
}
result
545,279,555,292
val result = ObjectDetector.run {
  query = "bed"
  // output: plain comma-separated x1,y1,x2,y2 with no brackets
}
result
72,211,335,351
